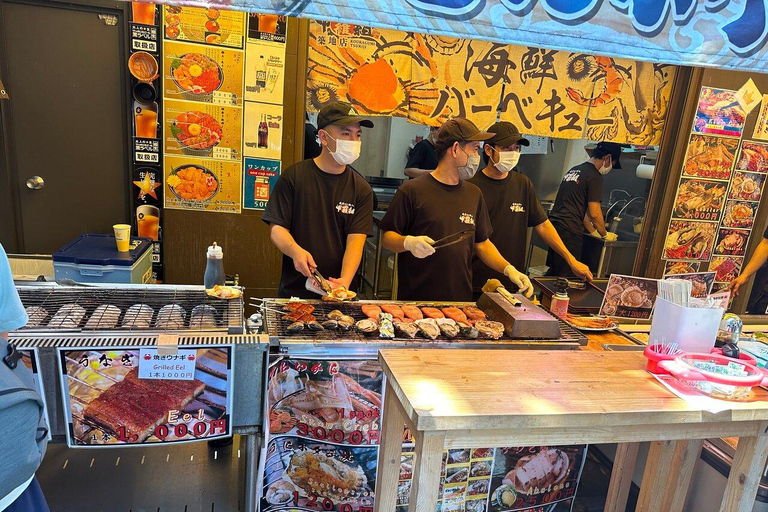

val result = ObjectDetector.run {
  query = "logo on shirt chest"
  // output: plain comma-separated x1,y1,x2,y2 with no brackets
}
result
336,202,355,215
562,170,581,184
510,202,526,213
459,213,475,225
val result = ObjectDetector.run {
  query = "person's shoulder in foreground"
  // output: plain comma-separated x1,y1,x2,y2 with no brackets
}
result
0,243,27,333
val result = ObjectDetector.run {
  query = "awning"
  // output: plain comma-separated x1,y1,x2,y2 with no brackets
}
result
168,0,768,72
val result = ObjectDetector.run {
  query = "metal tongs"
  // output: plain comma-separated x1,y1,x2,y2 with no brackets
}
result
430,229,475,250
311,268,333,296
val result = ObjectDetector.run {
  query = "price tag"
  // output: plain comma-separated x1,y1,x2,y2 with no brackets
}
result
212,91,236,105
213,147,237,160
138,347,197,380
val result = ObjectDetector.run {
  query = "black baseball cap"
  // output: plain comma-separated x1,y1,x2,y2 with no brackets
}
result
435,118,493,149
485,121,530,147
317,101,374,130
593,142,625,169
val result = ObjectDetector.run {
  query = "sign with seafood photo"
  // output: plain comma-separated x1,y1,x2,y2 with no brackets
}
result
682,135,738,182
164,99,243,161
600,275,658,320
162,40,244,106
164,155,242,213
163,5,245,49
663,221,717,262
694,88,746,138
58,345,233,447
261,358,383,512
672,179,726,222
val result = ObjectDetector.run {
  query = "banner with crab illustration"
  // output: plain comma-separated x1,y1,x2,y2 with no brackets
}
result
259,357,587,512
306,21,675,144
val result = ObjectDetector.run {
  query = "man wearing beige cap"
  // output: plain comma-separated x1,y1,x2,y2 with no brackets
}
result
469,121,593,298
263,101,375,298
381,118,534,302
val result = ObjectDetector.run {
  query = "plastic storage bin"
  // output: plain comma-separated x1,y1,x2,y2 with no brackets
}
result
53,234,153,284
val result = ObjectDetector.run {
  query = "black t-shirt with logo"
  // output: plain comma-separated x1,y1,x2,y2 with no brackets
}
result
548,162,603,235
468,169,547,291
380,174,492,301
262,159,374,298
405,139,438,172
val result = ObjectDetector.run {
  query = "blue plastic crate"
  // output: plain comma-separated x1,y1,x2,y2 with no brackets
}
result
53,234,153,284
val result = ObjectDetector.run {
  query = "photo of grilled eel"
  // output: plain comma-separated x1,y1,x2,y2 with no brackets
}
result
83,368,206,443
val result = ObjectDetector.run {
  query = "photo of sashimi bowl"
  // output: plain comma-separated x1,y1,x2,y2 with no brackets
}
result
171,110,223,156
170,53,224,100
168,164,219,202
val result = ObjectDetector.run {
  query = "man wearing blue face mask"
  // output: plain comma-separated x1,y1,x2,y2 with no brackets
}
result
263,102,375,298
381,118,534,302
469,122,593,299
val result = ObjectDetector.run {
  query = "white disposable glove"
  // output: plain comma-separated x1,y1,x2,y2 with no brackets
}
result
403,235,436,259
503,264,533,298
603,232,618,242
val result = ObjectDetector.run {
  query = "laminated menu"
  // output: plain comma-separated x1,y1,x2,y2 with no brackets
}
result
59,345,233,447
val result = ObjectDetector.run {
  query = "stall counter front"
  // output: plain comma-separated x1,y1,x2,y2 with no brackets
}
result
374,349,768,512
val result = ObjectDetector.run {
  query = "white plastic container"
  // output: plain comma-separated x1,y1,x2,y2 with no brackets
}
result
648,297,723,353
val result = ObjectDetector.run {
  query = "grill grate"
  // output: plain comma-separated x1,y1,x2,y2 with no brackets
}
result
15,284,243,333
262,299,585,344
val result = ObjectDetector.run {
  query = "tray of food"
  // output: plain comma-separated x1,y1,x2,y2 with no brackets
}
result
563,314,618,332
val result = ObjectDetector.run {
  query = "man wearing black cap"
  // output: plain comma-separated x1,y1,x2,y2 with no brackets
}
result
380,118,534,302
263,101,375,298
469,122,593,298
546,141,622,277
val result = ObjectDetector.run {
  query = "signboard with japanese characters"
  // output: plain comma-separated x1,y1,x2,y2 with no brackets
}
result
58,345,233,447
243,157,280,210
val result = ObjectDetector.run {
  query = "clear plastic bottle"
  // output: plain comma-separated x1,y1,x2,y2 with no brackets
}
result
204,242,225,289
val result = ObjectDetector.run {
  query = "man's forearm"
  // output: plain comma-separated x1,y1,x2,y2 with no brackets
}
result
382,231,408,253
537,221,576,264
270,225,300,258
741,239,768,279
476,240,511,274
338,234,367,286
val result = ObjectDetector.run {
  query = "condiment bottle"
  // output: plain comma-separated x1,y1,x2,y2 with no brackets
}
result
204,242,225,289
550,278,570,319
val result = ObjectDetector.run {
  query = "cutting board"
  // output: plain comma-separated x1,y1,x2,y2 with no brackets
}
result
477,292,561,339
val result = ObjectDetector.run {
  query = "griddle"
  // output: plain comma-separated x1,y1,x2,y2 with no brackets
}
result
533,277,607,315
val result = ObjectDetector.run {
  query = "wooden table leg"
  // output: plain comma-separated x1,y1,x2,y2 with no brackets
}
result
408,429,446,512
663,439,703,512
720,429,768,512
636,440,677,512
604,442,640,512
374,380,408,512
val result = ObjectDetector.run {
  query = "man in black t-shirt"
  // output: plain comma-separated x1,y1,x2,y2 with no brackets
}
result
381,118,534,302
263,102,375,298
546,142,622,277
469,122,592,296
404,125,439,178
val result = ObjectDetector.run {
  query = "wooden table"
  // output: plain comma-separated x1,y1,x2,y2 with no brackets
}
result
373,349,768,512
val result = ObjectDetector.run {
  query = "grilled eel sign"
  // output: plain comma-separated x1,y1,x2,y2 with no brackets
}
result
183,0,768,71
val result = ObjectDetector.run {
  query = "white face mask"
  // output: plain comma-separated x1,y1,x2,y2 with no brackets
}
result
599,159,613,175
458,147,480,180
492,150,521,173
324,132,361,165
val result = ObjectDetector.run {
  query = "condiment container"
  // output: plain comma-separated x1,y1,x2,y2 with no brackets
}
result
549,278,569,319
204,242,225,289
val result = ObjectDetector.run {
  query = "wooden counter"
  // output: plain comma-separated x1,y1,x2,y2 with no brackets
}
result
374,349,768,512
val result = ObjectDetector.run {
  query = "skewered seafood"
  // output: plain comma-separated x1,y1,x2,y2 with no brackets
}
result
394,321,419,339
155,304,186,329
361,304,382,319
401,304,423,321
189,304,218,329
415,318,440,339
421,307,444,319
283,302,315,314
122,304,154,329
436,318,459,338
475,320,505,339
49,304,86,329
24,306,48,327
85,305,121,329
381,304,405,320
442,307,469,324
356,318,378,335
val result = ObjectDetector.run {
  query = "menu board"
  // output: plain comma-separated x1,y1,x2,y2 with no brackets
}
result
163,40,244,106
243,157,280,210
260,358,586,512
600,274,658,320
163,6,245,49
662,272,716,299
244,101,283,160
694,87,746,138
164,155,242,213
163,99,243,161
59,345,233,447
245,41,286,105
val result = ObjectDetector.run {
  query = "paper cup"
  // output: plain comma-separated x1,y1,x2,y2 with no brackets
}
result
113,224,131,252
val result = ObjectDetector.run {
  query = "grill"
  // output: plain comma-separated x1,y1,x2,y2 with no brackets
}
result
16,283,244,334
261,299,586,345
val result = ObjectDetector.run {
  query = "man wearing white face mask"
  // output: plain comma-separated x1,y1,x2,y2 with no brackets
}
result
263,102,375,298
469,122,593,298
546,141,622,277
381,118,534,301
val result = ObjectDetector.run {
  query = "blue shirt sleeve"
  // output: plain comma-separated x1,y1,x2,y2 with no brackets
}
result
0,244,27,332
